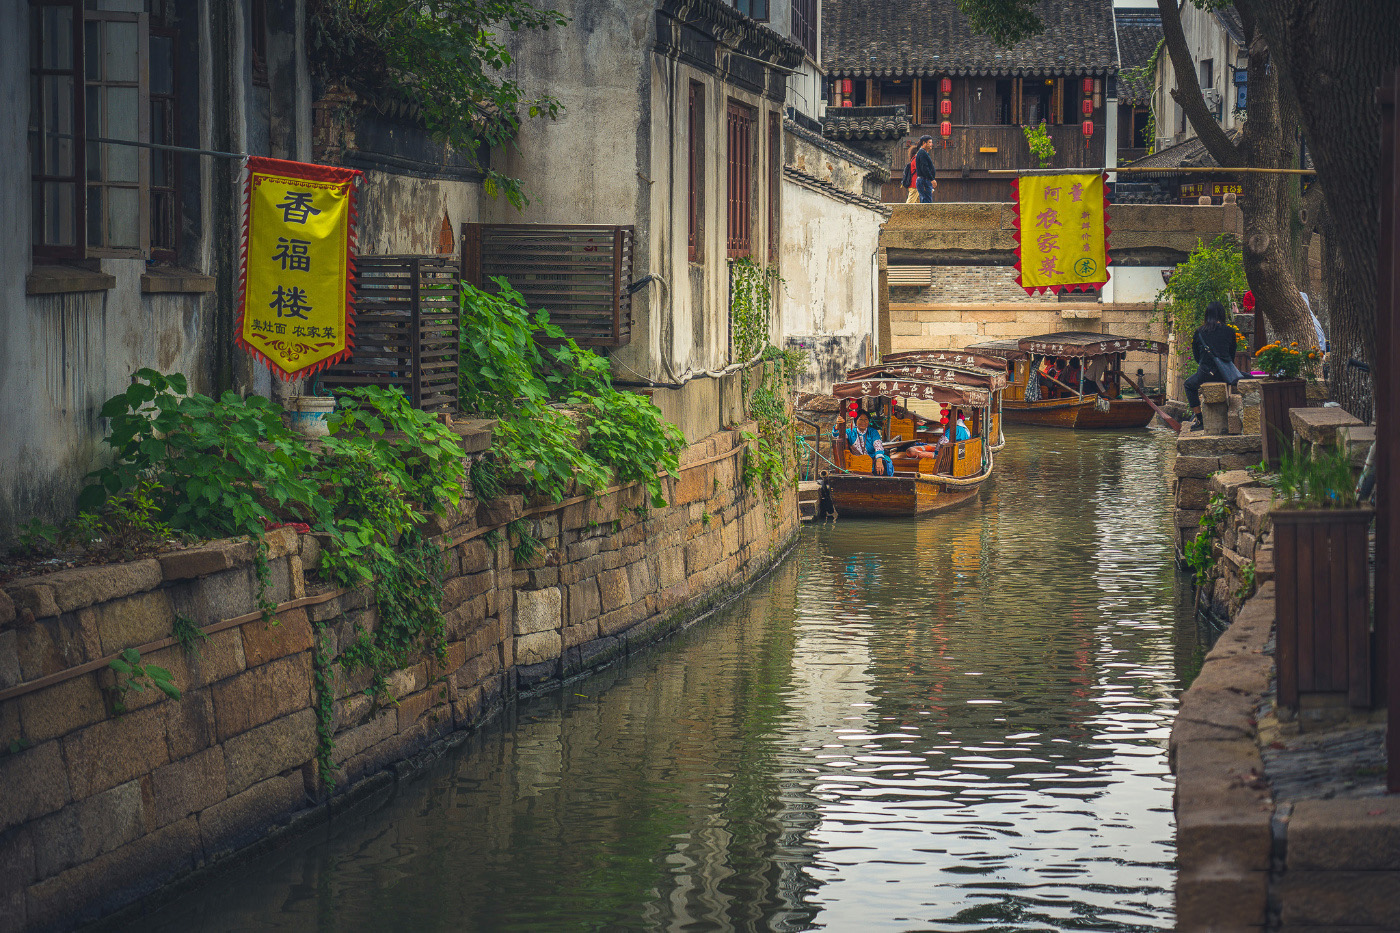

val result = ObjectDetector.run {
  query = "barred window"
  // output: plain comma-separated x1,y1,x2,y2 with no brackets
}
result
791,0,816,59
726,100,753,259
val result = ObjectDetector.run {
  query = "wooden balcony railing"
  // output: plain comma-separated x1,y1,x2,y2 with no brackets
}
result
319,255,461,412
460,223,634,347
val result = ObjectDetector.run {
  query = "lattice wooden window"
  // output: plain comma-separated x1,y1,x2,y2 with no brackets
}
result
791,0,817,59
726,100,753,259
688,82,704,262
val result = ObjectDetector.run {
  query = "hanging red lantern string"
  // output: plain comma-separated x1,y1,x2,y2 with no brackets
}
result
1081,98,1093,116
940,77,952,96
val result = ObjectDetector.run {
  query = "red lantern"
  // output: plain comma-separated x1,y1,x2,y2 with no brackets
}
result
1081,98,1093,116
940,77,952,96
842,100,853,107
1082,77,1094,95
846,398,858,419
940,98,952,117
841,78,853,95
940,120,952,139
1082,120,1094,138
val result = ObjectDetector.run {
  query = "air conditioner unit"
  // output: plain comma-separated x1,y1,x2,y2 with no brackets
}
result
1203,88,1223,115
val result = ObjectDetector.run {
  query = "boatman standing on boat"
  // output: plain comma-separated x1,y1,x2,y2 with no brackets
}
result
834,409,894,476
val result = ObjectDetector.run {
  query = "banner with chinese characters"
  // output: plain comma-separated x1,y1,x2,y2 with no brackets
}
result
236,156,362,380
1012,172,1110,295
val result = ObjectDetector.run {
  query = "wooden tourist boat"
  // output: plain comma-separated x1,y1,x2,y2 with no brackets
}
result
966,332,1168,430
819,359,1006,518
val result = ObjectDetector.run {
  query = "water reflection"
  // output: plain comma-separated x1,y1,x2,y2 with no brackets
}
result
131,427,1192,933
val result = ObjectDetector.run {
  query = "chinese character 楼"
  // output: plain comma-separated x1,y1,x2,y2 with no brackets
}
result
274,191,321,224
269,285,313,320
272,237,311,272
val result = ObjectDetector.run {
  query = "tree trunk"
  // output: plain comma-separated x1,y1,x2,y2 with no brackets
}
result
1247,0,1400,418
1157,0,1308,345
1237,8,1311,347
1323,207,1374,421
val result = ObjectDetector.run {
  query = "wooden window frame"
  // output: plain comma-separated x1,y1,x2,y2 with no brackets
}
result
29,0,86,260
726,99,754,260
148,23,178,263
688,81,704,263
791,0,816,60
733,0,768,22
29,0,174,262
83,6,150,258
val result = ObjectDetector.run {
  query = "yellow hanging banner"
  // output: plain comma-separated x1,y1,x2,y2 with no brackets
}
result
1014,172,1110,294
236,157,362,380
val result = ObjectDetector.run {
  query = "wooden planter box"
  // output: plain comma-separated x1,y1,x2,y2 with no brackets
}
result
1260,378,1307,468
1273,507,1375,709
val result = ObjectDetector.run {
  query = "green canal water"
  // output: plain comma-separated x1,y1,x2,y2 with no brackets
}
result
133,427,1198,932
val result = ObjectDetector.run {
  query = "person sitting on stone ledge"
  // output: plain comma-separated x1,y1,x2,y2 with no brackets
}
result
1185,301,1242,431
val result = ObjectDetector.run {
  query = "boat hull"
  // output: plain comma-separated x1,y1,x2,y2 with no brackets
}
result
1002,395,1161,429
822,472,985,517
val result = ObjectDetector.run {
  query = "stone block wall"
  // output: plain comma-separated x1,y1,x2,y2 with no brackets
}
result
0,425,796,932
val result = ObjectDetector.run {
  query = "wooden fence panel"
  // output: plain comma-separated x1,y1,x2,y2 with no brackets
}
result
461,223,634,347
320,255,461,412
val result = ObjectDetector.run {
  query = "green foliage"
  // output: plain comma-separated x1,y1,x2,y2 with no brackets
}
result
458,281,683,506
310,623,337,789
307,0,567,209
1235,560,1256,601
172,614,208,655
731,259,781,366
339,531,447,703
1154,235,1248,367
1185,492,1232,586
1275,441,1359,509
507,519,543,564
954,0,1043,46
469,456,503,502
108,647,180,714
316,386,466,587
82,370,326,541
1022,121,1056,168
11,518,60,559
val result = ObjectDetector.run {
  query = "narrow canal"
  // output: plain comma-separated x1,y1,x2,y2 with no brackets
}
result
133,427,1198,933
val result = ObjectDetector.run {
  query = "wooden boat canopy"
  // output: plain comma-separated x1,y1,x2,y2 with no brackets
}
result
1015,331,1166,358
964,338,1027,360
832,375,991,407
843,362,1008,392
882,348,1012,372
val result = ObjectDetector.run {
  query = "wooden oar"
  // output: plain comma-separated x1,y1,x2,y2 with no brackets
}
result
1037,370,1083,396
1121,371,1182,431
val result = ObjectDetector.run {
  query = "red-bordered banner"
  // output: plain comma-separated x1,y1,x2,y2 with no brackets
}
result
1012,172,1111,295
236,157,362,381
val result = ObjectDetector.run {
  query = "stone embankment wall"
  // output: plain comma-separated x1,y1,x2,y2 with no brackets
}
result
0,425,796,933
1170,396,1396,931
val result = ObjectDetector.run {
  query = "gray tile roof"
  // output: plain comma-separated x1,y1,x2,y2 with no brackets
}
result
1115,10,1162,106
824,0,1119,78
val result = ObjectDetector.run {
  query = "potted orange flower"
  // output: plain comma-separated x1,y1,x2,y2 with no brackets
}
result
1255,341,1322,467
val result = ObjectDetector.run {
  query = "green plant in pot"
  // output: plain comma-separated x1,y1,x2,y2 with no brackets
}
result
1269,440,1374,712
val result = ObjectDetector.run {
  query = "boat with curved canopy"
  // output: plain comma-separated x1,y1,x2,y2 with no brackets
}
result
819,359,1005,517
967,332,1167,429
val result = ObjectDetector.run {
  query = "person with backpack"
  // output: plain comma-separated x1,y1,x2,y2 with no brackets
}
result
914,135,939,203
901,144,919,203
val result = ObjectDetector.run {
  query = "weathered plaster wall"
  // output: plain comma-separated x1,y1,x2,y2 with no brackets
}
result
0,426,797,933
489,0,793,443
355,171,482,257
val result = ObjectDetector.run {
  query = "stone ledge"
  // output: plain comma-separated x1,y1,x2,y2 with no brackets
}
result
25,263,116,295
1288,798,1400,871
139,269,217,294
1290,407,1363,447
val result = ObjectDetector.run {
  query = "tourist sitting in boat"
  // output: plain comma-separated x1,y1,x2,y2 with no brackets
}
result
946,410,971,442
834,409,895,476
